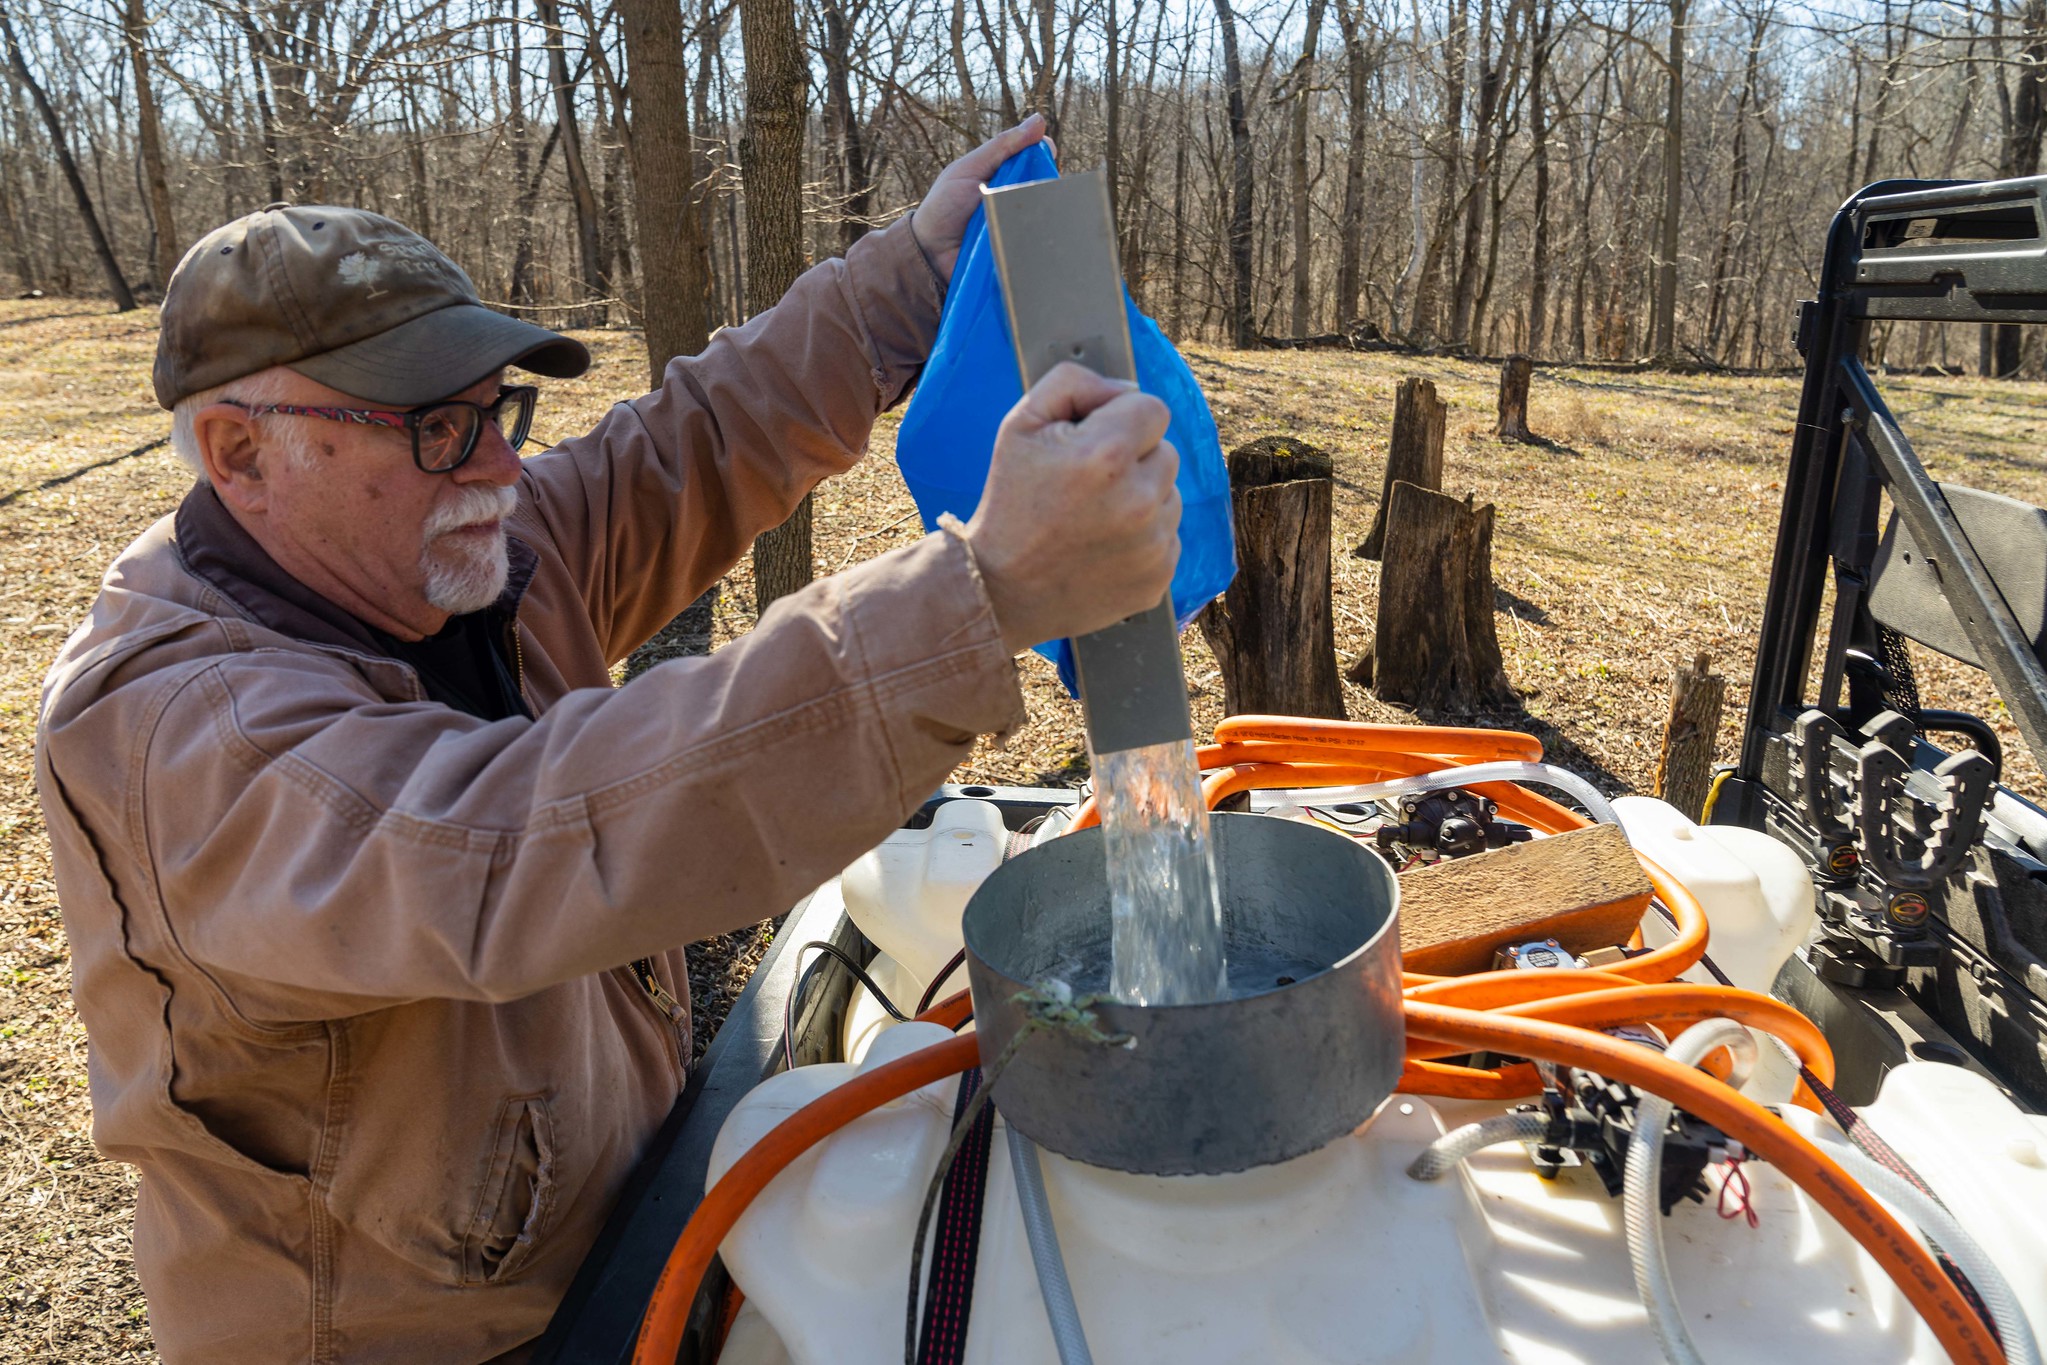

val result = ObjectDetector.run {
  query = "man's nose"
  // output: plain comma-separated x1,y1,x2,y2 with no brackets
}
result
452,423,521,487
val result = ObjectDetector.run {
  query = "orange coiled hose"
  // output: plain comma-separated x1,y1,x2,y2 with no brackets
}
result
1401,982,1834,1086
632,1032,983,1365
1403,1000,2007,1365
1214,715,1544,763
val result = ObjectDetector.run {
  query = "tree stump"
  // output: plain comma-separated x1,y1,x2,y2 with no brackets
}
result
1357,376,1446,560
1355,482,1515,714
1496,354,1536,441
1655,651,1726,821
1196,435,1346,719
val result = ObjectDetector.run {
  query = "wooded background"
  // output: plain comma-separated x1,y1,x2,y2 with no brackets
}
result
9,0,2047,379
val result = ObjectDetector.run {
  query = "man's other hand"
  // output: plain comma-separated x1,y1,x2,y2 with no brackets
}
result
910,114,1049,284
965,363,1180,655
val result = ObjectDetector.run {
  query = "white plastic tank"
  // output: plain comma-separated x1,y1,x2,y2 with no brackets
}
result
709,1026,2010,1364
1615,794,1818,995
839,798,1008,1001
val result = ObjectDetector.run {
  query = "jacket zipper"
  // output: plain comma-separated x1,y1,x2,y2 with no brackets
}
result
628,957,691,1084
509,625,531,714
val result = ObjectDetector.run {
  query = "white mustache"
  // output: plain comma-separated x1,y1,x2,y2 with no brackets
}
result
423,485,518,540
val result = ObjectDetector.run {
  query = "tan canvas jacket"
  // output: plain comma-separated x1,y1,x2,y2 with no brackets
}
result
34,216,1025,1364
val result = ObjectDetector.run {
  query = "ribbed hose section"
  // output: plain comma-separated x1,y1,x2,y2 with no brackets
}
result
1829,1143,2043,1365
1006,1124,1095,1365
1406,1112,1553,1182
1624,1018,1758,1365
1259,761,1623,827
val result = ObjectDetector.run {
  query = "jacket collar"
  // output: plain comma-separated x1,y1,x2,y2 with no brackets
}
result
172,481,539,654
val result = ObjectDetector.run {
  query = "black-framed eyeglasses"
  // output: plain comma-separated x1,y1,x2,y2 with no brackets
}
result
227,384,540,474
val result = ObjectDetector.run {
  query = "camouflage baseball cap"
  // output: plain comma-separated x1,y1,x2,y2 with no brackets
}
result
153,203,589,410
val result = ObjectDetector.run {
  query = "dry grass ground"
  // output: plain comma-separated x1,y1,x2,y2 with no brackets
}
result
4,298,2046,1360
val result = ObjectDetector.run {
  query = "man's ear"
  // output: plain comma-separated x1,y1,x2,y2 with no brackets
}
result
192,403,270,513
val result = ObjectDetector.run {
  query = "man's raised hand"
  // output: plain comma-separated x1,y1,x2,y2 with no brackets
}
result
963,363,1181,656
909,114,1050,285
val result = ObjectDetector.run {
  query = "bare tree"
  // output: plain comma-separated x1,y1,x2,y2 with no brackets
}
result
1214,0,1255,347
0,4,133,309
619,0,711,380
121,0,178,289
1288,0,1327,338
1652,0,1685,363
742,0,812,608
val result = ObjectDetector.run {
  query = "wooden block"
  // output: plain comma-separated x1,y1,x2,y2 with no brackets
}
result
1398,823,1653,977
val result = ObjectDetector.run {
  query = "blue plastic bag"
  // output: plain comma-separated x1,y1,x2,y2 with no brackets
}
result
895,144,1236,696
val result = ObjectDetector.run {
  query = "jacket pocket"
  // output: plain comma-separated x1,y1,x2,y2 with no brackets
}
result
461,1093,558,1286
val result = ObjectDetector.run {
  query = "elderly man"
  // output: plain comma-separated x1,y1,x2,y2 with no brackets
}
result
35,118,1181,1363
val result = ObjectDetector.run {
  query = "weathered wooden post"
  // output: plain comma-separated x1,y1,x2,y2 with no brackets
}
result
1496,354,1536,442
1655,651,1726,820
1358,376,1446,560
1197,435,1346,719
1351,482,1514,715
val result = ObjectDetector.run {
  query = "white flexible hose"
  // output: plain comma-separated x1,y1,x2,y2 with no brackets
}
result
1623,1018,1757,1365
1251,761,1622,828
1406,1111,1552,1182
1006,1123,1094,1365
1826,1142,2043,1365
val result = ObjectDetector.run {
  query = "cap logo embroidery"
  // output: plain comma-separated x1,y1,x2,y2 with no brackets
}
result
337,251,388,299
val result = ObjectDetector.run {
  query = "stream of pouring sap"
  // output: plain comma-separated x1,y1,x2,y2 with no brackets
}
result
1096,738,1229,1005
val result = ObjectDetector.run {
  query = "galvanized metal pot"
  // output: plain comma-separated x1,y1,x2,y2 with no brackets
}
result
962,812,1403,1176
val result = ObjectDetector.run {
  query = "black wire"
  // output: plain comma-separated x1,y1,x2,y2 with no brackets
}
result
780,940,912,1071
916,947,969,1015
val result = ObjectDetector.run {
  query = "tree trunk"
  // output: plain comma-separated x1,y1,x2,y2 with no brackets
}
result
1333,0,1371,328
1655,650,1725,821
1525,0,1554,357
0,8,134,310
507,17,538,309
1989,0,2047,377
1168,63,1190,339
122,0,179,290
1358,483,1514,715
620,0,711,381
821,0,871,249
750,495,812,617
1448,0,1499,347
239,15,285,203
535,0,607,323
951,0,981,140
1289,0,1326,339
1706,8,1762,362
1212,0,1256,348
1495,354,1534,441
1358,376,1445,559
742,0,813,610
1104,0,1121,225
1652,0,1686,363
1196,436,1346,719
1410,0,1467,344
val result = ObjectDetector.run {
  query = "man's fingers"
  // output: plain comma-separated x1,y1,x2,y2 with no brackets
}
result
1016,361,1136,425
951,112,1046,184
1075,391,1171,459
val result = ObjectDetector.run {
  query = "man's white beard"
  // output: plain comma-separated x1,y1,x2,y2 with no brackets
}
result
420,485,519,615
